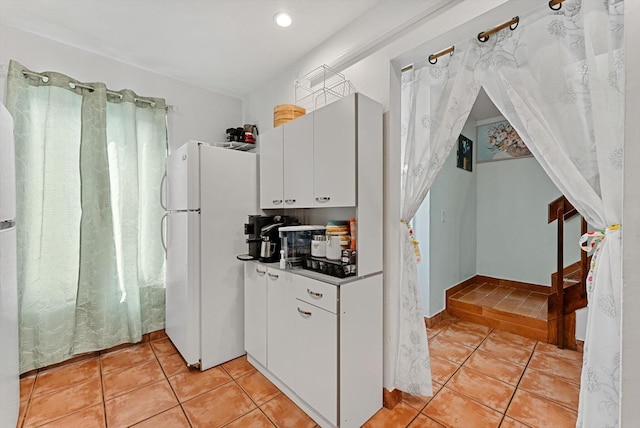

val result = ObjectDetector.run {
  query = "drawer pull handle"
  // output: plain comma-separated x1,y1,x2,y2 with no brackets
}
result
256,268,266,276
272,199,283,205
284,199,296,204
268,272,279,279
297,307,312,316
307,289,323,298
315,196,330,203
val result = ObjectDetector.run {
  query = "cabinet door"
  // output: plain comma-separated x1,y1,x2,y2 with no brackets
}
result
313,94,356,207
283,114,314,208
266,268,296,386
244,262,267,367
260,127,284,209
295,299,338,425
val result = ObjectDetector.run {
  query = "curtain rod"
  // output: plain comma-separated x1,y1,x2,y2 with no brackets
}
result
477,16,519,42
21,70,168,109
428,46,454,64
411,0,569,70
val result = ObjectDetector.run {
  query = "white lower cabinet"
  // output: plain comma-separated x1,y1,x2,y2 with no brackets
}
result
266,268,296,387
243,262,267,367
294,299,337,425
244,263,382,428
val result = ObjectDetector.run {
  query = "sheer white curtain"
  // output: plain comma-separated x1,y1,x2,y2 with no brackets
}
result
399,2,624,422
473,1,624,425
397,41,479,395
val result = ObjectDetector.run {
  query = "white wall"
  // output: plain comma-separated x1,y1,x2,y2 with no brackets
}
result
622,0,640,423
476,156,582,285
0,24,242,153
414,193,431,316
423,119,477,317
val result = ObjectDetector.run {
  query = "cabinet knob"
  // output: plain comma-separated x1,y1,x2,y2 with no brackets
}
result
297,307,312,316
256,268,266,276
315,196,331,203
307,289,323,298
272,199,283,205
284,199,296,204
268,272,279,280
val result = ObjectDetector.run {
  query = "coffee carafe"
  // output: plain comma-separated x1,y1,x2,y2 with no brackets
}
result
259,223,284,263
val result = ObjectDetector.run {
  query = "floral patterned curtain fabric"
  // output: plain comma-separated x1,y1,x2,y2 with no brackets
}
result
6,60,167,372
399,1,623,424
398,40,480,395
476,2,623,425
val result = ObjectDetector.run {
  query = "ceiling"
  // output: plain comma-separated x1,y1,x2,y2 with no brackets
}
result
0,0,502,120
0,0,443,97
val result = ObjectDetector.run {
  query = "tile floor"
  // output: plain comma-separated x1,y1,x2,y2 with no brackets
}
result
17,319,583,428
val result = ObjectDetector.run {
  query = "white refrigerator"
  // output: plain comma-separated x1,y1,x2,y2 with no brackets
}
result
165,141,257,370
0,103,19,426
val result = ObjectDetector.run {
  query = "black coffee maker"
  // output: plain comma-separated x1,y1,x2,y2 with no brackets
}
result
241,215,296,261
259,222,285,263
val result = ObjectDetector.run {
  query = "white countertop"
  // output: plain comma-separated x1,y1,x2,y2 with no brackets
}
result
253,261,381,286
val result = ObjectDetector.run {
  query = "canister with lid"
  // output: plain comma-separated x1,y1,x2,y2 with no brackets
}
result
311,235,326,258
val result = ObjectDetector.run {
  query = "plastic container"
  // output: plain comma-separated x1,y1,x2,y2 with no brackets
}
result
311,235,326,258
278,225,325,268
326,235,342,260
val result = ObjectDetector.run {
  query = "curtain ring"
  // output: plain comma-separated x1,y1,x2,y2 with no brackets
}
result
509,17,519,31
549,0,562,11
428,56,438,64
477,33,489,43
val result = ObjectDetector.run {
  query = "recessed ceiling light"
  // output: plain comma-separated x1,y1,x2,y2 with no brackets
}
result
274,12,292,27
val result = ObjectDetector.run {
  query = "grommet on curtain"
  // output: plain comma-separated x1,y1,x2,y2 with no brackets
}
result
477,16,519,43
427,46,455,65
22,70,48,83
549,0,563,11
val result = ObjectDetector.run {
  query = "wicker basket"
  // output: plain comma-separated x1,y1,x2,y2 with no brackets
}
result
274,104,306,127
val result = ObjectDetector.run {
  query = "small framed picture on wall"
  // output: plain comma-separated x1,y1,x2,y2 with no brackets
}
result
457,135,473,172
477,119,532,162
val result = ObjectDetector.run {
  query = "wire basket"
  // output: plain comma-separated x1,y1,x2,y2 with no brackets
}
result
295,65,356,112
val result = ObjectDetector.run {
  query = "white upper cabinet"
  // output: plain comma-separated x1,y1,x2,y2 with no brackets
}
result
283,113,314,208
313,94,356,208
260,93,377,210
259,126,284,209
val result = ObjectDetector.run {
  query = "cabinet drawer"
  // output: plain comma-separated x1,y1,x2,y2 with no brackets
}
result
294,275,338,314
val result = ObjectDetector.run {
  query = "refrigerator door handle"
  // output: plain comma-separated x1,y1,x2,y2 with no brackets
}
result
160,170,167,211
160,213,168,253
0,220,16,230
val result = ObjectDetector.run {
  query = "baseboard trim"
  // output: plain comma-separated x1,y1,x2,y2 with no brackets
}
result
383,387,403,409
424,310,450,329
445,276,478,300
477,275,550,294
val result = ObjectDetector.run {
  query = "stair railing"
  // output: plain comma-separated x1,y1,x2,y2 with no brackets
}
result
548,195,587,349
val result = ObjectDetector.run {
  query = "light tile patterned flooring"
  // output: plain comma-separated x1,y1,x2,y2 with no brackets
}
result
17,320,583,427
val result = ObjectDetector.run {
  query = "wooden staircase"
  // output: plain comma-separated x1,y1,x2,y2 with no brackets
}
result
546,195,589,350
445,195,589,350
